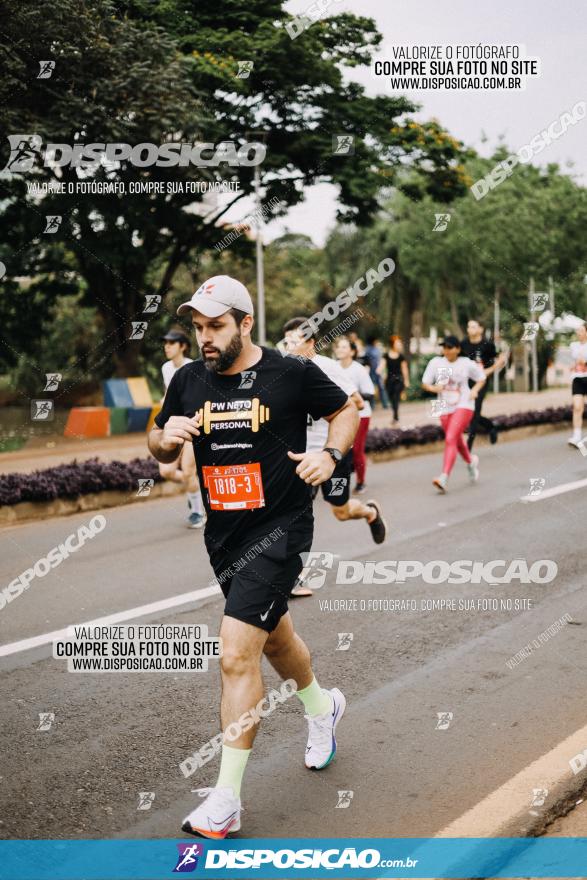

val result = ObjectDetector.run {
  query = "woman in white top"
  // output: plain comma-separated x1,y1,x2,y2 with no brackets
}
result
334,335,375,493
568,322,587,448
159,329,204,528
421,335,486,494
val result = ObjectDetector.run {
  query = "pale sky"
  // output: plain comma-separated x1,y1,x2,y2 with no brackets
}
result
222,0,586,245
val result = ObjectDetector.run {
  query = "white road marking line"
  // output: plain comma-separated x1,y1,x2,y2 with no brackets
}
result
0,584,221,658
436,721,587,837
521,477,587,503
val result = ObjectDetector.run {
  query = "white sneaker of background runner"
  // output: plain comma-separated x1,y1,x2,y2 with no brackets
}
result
182,787,241,839
568,432,582,448
305,687,346,770
467,454,480,483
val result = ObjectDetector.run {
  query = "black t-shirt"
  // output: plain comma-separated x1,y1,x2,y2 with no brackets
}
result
460,338,496,368
384,352,405,381
154,347,349,556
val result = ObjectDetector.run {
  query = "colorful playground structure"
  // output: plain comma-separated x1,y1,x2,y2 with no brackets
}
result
63,378,161,439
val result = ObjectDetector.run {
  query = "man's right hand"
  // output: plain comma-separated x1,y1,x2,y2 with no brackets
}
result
160,415,201,452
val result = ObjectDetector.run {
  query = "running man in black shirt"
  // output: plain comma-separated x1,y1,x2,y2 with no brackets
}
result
461,319,506,450
148,276,358,839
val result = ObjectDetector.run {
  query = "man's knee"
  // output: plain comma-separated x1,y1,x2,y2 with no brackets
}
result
221,645,259,678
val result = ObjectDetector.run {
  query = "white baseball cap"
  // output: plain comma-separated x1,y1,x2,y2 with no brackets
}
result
177,275,254,318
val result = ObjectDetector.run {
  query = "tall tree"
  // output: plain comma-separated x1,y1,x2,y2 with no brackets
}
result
0,0,468,377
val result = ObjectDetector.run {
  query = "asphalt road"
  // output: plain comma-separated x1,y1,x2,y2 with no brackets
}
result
0,429,586,840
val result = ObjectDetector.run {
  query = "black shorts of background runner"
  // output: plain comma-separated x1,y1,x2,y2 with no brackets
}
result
572,377,587,395
310,451,352,508
209,528,312,632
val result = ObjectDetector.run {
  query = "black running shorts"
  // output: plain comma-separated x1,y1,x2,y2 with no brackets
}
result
572,377,587,396
209,528,312,633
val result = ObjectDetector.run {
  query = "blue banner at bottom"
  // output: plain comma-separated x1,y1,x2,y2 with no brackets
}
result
1,837,587,879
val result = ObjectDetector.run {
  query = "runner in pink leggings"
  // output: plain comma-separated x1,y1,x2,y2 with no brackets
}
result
421,335,486,494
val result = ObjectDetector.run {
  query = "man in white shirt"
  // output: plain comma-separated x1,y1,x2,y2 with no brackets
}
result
159,329,205,528
282,318,387,563
421,335,486,494
568,322,587,448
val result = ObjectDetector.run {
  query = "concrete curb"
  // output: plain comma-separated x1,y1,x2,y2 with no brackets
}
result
0,420,570,526
436,720,587,839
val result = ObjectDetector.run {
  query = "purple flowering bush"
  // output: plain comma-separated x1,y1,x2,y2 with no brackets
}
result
365,406,573,454
0,406,574,506
0,457,162,506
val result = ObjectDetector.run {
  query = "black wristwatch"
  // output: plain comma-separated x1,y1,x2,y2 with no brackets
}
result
323,447,343,465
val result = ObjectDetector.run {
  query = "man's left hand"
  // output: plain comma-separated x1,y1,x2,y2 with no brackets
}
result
288,450,336,485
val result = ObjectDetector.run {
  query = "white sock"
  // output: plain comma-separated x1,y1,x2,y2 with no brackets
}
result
572,430,582,441
187,491,204,514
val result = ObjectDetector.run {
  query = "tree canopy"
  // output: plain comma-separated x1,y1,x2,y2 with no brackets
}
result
0,0,468,378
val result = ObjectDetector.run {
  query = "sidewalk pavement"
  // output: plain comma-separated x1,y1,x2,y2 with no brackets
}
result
0,387,571,476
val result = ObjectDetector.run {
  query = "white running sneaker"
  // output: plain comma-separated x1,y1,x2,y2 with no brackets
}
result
467,454,480,483
568,434,582,448
305,687,346,770
182,787,241,839
433,473,448,494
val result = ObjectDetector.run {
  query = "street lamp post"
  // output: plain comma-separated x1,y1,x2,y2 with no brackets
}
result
253,164,266,346
529,277,539,392
493,289,500,394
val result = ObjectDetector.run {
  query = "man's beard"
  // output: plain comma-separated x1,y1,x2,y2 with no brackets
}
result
203,331,243,373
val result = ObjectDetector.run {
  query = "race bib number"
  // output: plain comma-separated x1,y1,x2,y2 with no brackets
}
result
202,462,265,510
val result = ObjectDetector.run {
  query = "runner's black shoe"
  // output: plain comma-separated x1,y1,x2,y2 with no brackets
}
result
366,499,387,544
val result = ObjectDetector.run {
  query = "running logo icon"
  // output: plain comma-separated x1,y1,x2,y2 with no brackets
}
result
530,788,548,807
433,213,451,231
521,322,539,341
436,712,453,730
529,478,546,496
44,373,62,391
37,60,56,79
332,135,354,155
36,712,55,731
173,843,203,873
531,293,549,312
335,790,354,809
143,294,161,313
2,134,42,173
136,479,155,496
137,791,155,811
44,216,62,234
299,551,335,590
31,400,54,421
328,477,347,497
238,370,256,390
336,632,353,651
129,321,148,340
236,61,253,78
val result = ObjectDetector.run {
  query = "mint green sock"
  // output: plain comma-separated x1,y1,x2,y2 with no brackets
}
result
216,744,251,798
296,677,332,717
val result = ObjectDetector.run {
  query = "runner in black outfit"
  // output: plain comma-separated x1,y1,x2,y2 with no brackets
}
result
148,275,358,839
460,319,505,450
382,335,410,425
